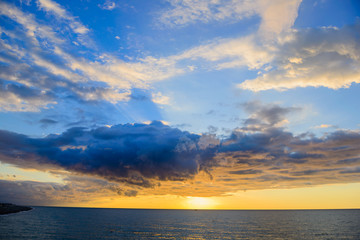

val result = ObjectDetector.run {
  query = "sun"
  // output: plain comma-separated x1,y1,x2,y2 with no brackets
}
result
185,197,216,209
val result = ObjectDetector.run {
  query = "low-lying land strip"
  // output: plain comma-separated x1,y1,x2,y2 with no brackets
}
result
0,203,32,215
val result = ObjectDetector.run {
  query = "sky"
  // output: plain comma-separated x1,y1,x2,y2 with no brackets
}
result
0,0,360,209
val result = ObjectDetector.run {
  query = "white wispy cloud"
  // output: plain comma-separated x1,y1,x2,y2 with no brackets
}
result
172,35,273,70
0,1,62,45
158,0,302,37
37,0,89,34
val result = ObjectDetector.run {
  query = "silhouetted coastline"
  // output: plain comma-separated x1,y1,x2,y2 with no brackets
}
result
0,203,32,215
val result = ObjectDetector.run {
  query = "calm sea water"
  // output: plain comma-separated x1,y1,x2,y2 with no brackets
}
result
0,207,359,239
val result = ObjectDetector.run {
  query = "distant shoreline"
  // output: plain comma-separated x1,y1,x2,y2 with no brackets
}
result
0,203,32,215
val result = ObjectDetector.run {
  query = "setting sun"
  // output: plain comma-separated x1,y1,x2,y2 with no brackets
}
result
186,197,217,209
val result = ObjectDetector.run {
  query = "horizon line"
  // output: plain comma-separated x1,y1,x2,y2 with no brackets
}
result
29,206,360,211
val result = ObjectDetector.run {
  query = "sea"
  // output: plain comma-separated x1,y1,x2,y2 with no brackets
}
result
1,207,359,239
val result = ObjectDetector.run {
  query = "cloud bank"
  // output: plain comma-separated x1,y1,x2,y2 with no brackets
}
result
1,103,359,199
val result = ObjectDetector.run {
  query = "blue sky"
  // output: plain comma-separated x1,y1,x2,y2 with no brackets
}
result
0,0,359,137
0,0,360,207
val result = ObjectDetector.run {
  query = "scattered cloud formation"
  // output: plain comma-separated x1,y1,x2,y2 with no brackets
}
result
0,1,183,112
1,0,357,116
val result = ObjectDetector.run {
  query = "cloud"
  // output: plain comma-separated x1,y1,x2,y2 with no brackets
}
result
4,0,355,113
152,92,170,105
0,121,218,187
0,176,138,206
314,124,335,129
1,102,360,196
39,118,58,128
213,100,360,189
0,1,62,45
158,0,256,27
239,23,360,91
229,169,263,175
144,0,302,79
212,128,360,190
1,0,330,112
37,0,89,34
156,4,360,93
0,2,183,111
172,35,273,70
240,101,300,129
256,0,301,37
158,0,302,36
0,180,71,206
98,1,116,11
0,80,56,112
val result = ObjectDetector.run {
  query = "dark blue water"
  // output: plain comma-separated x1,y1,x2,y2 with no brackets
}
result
1,207,359,239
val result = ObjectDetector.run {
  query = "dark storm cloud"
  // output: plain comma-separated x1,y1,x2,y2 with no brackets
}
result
0,121,217,187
